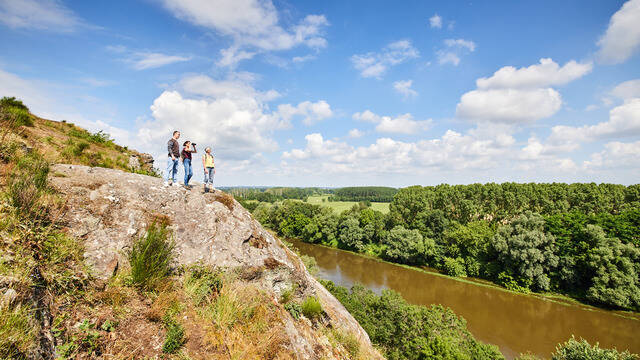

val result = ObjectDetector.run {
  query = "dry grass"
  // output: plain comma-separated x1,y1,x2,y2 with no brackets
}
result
213,192,235,211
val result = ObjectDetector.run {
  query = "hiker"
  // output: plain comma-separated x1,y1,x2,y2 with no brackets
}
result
181,140,197,188
202,147,215,192
164,130,180,186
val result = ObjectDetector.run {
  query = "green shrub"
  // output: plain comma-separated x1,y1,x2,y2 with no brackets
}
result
301,296,323,319
162,317,186,354
284,302,302,320
5,107,34,127
442,257,467,277
0,96,29,111
128,222,175,290
552,337,637,360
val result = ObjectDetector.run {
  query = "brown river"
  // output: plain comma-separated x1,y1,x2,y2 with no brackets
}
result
291,240,640,359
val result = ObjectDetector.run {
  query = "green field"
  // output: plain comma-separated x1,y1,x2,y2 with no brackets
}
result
306,195,390,214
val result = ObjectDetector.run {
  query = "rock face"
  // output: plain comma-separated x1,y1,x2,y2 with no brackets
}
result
50,164,383,359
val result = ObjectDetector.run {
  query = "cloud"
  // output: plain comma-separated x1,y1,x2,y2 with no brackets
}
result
348,129,364,138
292,54,316,63
277,100,333,125
548,98,640,144
0,0,84,32
217,47,256,67
351,40,419,78
353,110,431,134
596,0,640,64
130,52,191,70
429,14,442,29
282,126,516,175
437,51,461,66
457,88,562,123
476,58,592,89
584,140,640,169
437,38,476,66
611,79,640,100
444,39,476,51
393,80,418,98
160,0,329,66
523,98,640,159
456,58,591,123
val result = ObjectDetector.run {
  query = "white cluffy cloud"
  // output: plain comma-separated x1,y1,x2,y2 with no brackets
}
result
522,98,640,161
437,38,476,66
549,99,640,145
611,79,640,100
353,110,431,134
429,14,442,29
393,80,418,99
277,100,333,125
0,0,85,32
161,0,329,67
585,141,640,170
136,74,336,164
351,40,419,78
456,58,592,123
282,126,516,176
476,58,592,89
596,0,640,64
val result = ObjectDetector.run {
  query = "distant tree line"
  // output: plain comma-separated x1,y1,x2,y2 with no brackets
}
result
331,186,398,202
251,182,640,311
223,187,332,203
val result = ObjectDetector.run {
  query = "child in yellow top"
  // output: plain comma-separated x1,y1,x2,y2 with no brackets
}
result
202,147,215,192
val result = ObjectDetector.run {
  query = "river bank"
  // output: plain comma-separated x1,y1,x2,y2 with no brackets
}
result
290,239,640,359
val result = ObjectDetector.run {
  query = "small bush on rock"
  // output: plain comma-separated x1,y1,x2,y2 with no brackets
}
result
301,296,323,319
128,222,175,290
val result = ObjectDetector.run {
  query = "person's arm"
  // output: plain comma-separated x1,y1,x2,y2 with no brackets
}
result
202,154,206,171
168,140,175,160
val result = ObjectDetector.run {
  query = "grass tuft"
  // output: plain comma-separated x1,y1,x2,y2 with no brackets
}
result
301,296,323,319
0,304,37,359
127,222,175,290
184,264,223,306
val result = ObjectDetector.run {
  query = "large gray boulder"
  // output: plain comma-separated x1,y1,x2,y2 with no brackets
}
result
49,164,383,359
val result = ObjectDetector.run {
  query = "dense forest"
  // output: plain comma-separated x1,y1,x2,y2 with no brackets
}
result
252,183,640,311
331,186,398,202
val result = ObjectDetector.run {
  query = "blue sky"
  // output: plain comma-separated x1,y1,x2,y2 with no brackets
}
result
1,0,639,187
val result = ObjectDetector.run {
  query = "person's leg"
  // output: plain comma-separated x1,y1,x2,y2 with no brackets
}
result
203,167,210,191
171,159,179,183
183,159,190,186
165,158,173,184
187,161,193,184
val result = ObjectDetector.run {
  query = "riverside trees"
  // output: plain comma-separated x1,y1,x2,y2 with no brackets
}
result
247,182,640,311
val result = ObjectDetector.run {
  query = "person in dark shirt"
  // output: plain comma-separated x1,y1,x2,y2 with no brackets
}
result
164,131,180,186
181,140,197,188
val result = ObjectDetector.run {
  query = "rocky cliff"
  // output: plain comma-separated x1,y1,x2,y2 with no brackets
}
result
49,164,383,359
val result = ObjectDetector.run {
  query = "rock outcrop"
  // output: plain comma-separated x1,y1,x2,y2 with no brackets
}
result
50,164,383,359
